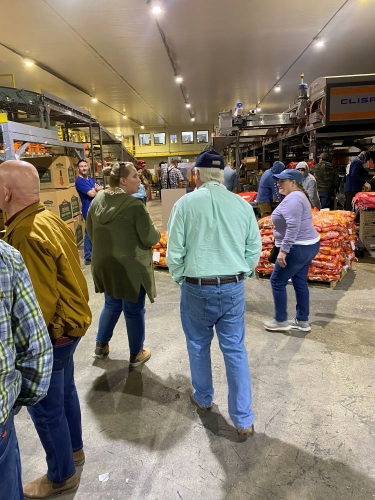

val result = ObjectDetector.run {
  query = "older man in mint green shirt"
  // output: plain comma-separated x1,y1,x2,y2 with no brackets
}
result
167,149,261,439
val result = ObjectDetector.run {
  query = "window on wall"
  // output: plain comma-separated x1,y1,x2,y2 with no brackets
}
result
197,130,209,143
170,134,178,144
154,132,166,145
181,131,194,144
138,133,151,146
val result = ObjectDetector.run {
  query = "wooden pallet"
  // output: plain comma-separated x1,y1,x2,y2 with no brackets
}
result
256,266,349,290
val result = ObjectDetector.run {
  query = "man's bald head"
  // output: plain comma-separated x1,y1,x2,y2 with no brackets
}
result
0,160,40,215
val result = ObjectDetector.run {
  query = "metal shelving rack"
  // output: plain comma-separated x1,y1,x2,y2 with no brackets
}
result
0,86,135,179
0,120,85,161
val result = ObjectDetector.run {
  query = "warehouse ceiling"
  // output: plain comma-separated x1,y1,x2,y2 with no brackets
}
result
0,0,375,134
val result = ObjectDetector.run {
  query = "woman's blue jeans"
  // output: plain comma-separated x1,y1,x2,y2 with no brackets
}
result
180,279,254,430
270,241,320,322
96,287,146,356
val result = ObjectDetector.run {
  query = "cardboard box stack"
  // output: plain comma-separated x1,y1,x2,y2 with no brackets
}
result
28,156,76,190
74,215,85,246
31,156,83,247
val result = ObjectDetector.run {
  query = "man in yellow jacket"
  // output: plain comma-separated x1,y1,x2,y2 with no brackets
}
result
0,160,92,499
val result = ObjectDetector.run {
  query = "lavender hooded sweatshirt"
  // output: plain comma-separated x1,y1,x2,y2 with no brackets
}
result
271,191,319,254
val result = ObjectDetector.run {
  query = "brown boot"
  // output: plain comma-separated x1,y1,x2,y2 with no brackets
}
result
23,473,79,499
190,393,212,412
93,342,109,359
73,448,85,466
237,424,254,440
129,347,151,368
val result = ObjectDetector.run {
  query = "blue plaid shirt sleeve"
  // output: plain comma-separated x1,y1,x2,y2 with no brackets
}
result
0,242,53,422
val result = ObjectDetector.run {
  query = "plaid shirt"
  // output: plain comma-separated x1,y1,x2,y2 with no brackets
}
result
161,166,184,189
0,240,53,424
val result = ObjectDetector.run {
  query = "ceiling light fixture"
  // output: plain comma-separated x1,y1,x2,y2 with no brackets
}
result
191,117,195,122
274,85,281,92
152,4,163,14
24,59,34,67
185,103,191,108
175,76,183,84
140,125,145,129
123,115,127,119
256,106,261,112
315,39,325,47
92,97,98,103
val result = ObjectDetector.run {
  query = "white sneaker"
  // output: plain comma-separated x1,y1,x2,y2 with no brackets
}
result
289,318,311,332
263,319,291,332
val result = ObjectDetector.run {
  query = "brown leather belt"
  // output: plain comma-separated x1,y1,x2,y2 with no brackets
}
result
185,274,244,285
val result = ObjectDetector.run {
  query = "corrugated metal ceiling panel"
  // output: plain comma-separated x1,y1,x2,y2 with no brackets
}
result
0,0,374,132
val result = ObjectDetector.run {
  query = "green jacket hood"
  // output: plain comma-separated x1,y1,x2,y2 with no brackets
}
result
91,190,139,224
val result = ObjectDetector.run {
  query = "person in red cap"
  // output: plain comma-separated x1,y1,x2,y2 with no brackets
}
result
136,160,152,183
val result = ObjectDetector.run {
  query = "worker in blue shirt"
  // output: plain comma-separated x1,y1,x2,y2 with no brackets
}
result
256,161,285,218
344,151,371,210
75,159,102,264
222,161,238,192
167,149,261,440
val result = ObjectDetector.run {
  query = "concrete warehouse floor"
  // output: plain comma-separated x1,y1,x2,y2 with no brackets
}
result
16,200,375,500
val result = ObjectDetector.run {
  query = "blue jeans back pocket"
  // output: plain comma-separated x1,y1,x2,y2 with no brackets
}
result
229,289,246,316
185,289,208,318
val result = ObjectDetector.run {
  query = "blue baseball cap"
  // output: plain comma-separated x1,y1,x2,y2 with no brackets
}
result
195,149,225,169
273,169,303,183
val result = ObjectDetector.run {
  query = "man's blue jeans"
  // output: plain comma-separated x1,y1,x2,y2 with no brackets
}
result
318,191,331,209
270,242,320,323
96,287,146,356
27,337,82,483
180,279,254,430
83,229,92,261
0,412,23,500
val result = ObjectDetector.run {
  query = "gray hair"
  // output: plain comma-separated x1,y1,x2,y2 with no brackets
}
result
196,167,224,184
102,162,134,187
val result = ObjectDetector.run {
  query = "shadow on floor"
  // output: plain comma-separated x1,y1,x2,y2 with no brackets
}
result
195,410,375,500
248,274,375,360
83,359,375,499
86,361,195,450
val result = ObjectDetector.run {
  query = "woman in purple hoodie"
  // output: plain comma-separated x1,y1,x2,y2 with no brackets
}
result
263,169,320,333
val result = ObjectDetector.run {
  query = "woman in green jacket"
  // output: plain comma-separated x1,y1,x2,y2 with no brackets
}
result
86,162,160,366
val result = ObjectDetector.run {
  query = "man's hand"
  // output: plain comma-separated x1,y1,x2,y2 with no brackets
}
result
95,184,103,192
277,251,287,268
364,182,371,191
